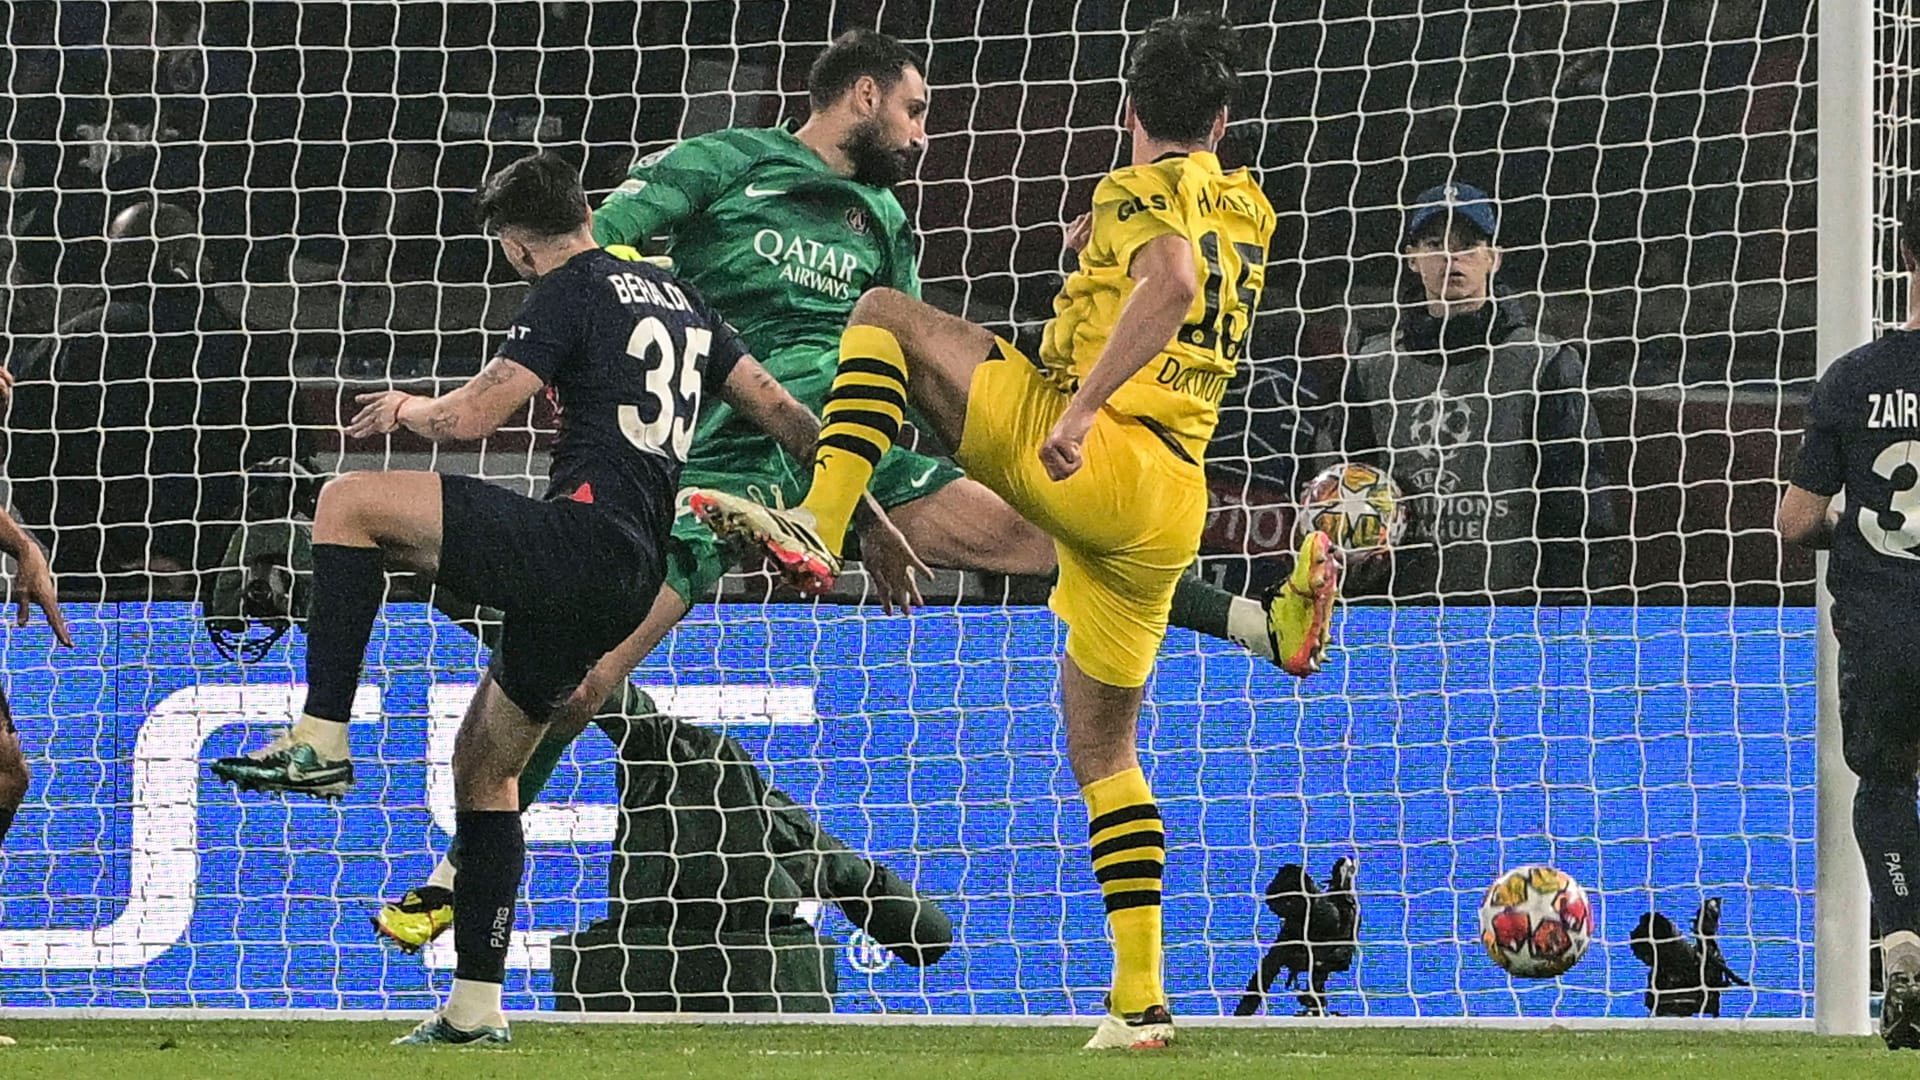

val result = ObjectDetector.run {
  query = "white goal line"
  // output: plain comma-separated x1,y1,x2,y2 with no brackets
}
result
0,1006,1816,1033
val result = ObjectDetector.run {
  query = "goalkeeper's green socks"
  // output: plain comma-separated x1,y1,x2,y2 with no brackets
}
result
800,324,910,555
1084,767,1166,1015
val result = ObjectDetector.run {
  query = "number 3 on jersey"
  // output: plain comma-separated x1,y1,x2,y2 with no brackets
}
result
1860,440,1920,560
618,316,708,462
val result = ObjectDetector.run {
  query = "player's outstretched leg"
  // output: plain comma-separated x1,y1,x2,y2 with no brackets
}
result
1063,659,1174,1051
395,676,542,1047
694,287,989,586
211,472,444,800
883,479,1323,672
691,318,918,591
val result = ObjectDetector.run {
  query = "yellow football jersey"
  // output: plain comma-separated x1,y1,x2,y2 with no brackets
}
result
1039,151,1275,456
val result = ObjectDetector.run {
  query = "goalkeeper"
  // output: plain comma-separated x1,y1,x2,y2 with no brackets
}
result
375,28,1310,948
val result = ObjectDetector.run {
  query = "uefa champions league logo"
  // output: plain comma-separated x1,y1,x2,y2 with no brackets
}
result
1406,391,1477,452
0,681,818,973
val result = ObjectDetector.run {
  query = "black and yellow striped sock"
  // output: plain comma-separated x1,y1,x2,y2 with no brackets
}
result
800,324,908,555
1084,767,1165,1016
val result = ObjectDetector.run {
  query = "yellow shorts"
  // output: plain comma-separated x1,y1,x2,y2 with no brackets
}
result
955,340,1208,688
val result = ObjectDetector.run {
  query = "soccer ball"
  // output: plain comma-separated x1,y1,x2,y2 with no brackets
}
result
1478,865,1592,978
1296,461,1406,554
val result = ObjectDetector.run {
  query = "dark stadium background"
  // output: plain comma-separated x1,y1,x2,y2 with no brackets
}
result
0,1,1818,602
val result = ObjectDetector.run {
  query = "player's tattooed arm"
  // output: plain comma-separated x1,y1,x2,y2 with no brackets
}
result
1039,232,1199,481
717,355,821,462
347,358,545,443
1777,484,1836,549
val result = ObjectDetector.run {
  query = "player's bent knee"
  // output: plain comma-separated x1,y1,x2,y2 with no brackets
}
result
451,709,544,811
848,286,915,329
314,472,381,530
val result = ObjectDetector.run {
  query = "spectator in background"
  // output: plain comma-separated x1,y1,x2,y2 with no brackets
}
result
1333,183,1620,603
77,0,205,192
7,199,294,596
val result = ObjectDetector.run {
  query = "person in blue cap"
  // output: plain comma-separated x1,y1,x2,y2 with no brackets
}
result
1330,181,1621,603
1401,182,1502,318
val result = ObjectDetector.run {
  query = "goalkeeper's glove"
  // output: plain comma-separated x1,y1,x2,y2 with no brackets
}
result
603,244,673,270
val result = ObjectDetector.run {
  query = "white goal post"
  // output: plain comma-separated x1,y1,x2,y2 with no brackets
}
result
1814,0,1870,1040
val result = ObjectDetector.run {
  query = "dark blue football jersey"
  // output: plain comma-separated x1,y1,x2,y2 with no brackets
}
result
495,248,747,542
1794,329,1920,643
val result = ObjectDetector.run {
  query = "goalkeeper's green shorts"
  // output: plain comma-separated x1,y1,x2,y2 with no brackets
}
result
661,436,965,605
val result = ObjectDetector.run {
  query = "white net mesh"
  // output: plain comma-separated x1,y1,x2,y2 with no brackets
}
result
0,0,1832,1019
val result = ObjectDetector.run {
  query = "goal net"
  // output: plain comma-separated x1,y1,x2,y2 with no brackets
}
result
0,0,1841,1020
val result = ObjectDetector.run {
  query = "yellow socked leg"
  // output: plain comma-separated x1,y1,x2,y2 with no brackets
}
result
800,324,909,554
1084,766,1166,1015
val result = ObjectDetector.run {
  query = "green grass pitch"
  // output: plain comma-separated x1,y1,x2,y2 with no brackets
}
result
0,1021,1907,1080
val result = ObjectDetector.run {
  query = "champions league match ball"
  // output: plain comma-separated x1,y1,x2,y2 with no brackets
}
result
1478,865,1593,979
1296,461,1407,555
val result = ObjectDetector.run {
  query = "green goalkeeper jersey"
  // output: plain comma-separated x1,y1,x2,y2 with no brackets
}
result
591,125,921,435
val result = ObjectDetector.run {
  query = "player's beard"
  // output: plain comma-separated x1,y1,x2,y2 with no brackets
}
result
841,117,920,188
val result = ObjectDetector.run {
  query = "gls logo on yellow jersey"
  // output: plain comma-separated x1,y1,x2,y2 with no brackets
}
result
1116,194,1169,222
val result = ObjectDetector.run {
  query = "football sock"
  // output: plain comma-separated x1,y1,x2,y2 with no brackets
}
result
289,714,351,759
1165,572,1275,663
426,851,458,893
1223,596,1273,661
1084,767,1166,1015
444,978,504,1030
1856,775,1920,935
452,809,524,988
299,543,387,729
800,324,909,554
0,805,15,847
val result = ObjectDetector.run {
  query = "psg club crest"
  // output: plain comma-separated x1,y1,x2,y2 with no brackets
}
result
846,207,870,234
